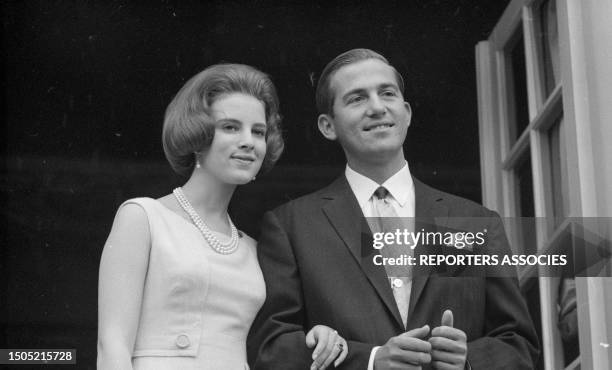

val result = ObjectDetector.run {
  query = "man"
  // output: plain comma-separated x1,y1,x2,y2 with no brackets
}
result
248,49,538,369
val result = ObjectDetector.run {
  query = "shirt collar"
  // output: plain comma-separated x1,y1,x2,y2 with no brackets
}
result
344,161,413,208
382,162,413,207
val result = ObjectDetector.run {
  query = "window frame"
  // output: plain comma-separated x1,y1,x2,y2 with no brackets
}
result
476,0,612,369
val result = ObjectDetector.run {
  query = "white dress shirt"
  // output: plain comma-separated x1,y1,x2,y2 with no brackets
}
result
345,162,415,219
344,162,415,370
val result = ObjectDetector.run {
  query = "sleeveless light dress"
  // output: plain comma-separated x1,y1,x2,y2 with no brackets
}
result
122,198,265,370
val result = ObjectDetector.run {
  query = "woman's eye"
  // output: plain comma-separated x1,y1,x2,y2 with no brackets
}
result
223,124,239,132
253,129,267,137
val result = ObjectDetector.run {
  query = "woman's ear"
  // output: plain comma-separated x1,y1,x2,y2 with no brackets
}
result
317,114,337,141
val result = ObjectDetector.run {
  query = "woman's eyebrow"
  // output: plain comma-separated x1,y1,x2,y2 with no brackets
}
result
216,118,242,124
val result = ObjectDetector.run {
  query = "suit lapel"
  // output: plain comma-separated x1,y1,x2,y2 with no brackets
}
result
320,176,405,330
408,178,449,319
319,176,452,329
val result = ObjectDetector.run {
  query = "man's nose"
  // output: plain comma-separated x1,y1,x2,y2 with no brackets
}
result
366,95,386,116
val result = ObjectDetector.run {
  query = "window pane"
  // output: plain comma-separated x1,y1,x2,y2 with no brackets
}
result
537,0,561,98
523,278,544,369
506,30,530,145
548,116,568,226
558,277,580,365
515,153,537,254
517,154,535,217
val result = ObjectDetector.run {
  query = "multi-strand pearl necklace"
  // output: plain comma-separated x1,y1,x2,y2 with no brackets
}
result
173,187,239,255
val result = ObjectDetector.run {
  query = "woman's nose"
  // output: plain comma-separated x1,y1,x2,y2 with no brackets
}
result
238,132,255,149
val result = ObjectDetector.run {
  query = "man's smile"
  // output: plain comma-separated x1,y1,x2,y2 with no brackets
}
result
363,122,395,132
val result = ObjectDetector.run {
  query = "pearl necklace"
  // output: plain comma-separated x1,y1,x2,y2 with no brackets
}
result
173,187,239,255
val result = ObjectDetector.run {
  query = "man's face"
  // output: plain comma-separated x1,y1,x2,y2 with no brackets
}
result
318,59,411,166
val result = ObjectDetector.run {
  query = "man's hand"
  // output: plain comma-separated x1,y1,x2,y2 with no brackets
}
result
428,310,467,370
374,325,432,370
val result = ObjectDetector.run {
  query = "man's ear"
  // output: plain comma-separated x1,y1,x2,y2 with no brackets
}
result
404,101,412,128
317,114,337,141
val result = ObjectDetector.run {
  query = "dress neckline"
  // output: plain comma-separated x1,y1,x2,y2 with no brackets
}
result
151,198,240,240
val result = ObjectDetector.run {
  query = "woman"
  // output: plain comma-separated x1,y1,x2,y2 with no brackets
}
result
97,64,348,369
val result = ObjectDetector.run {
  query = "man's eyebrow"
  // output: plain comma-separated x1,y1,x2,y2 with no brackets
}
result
341,88,367,101
341,83,400,101
378,83,399,90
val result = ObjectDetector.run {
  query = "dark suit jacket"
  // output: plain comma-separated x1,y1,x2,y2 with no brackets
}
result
248,176,539,369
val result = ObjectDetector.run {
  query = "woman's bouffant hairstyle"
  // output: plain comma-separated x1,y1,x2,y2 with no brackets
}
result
162,63,284,177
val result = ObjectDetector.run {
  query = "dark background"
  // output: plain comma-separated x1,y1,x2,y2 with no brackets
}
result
2,1,509,368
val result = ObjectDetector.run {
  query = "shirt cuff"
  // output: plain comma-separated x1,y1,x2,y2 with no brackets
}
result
367,346,381,370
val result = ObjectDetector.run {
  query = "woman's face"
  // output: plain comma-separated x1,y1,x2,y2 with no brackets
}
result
199,93,267,185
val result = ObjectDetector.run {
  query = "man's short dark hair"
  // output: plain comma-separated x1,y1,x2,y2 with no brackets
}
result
315,48,405,116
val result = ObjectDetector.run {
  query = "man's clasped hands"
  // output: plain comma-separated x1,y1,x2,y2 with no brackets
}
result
308,309,467,370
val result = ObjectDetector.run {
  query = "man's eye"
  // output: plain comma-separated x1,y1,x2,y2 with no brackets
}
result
348,96,364,104
381,90,397,97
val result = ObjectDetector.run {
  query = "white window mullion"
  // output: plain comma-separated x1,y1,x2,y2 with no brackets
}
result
476,41,504,213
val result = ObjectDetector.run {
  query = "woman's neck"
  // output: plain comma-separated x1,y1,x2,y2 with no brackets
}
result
180,170,236,220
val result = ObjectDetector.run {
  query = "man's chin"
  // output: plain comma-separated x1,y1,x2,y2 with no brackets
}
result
363,144,404,158
347,148,404,167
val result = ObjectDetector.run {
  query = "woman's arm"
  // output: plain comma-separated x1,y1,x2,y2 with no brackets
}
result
97,203,151,370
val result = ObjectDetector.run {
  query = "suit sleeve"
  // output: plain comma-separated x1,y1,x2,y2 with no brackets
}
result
466,212,540,369
247,209,374,369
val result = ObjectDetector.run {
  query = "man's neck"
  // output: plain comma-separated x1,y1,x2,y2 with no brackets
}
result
346,152,407,184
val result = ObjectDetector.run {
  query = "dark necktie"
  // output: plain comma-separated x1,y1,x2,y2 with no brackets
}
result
372,186,412,327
